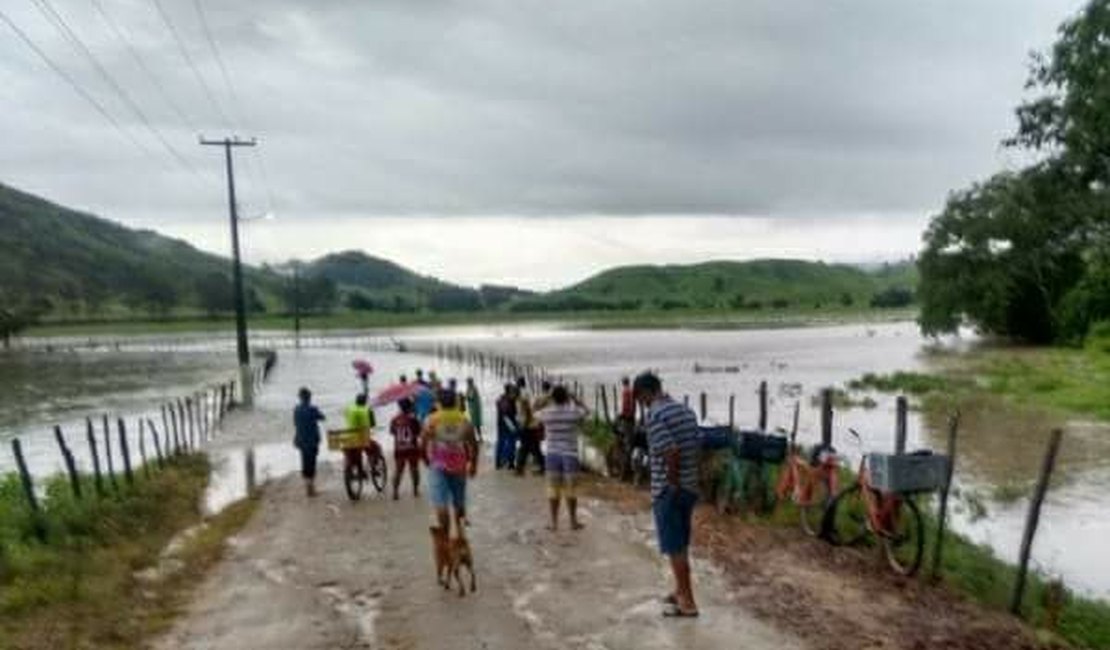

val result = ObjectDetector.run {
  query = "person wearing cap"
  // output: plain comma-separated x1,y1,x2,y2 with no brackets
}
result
634,371,700,618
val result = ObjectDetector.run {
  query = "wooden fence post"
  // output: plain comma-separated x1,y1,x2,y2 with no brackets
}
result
1010,428,1064,616
600,386,612,425
895,395,908,455
102,414,118,491
699,392,707,422
148,419,165,468
728,394,736,429
186,397,195,449
932,411,960,582
138,420,150,477
11,439,45,540
53,425,82,500
820,388,834,448
169,402,181,453
759,381,768,431
86,417,104,497
245,446,257,497
117,418,134,486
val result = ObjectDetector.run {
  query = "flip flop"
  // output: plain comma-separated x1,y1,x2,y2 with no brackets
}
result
662,604,699,618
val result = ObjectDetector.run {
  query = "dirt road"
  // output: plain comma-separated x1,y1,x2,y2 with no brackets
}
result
155,458,803,650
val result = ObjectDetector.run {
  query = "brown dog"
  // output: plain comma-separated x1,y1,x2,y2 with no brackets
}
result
430,520,476,597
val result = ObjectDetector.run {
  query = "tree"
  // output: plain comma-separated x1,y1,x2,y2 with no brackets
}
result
195,272,233,317
346,291,377,311
0,291,48,349
870,287,915,309
428,287,482,312
125,275,178,319
294,275,338,314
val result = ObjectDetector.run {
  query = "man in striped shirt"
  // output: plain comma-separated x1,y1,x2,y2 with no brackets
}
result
536,385,589,531
634,371,700,618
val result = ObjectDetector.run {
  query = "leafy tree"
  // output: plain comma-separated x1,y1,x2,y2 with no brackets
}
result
870,287,915,309
0,290,48,348
428,287,482,312
839,292,854,307
125,275,178,319
195,272,233,317
346,291,377,311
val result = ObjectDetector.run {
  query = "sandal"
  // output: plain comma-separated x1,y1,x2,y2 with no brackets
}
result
662,604,699,618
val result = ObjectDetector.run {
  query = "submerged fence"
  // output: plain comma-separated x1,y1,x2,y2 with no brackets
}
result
5,350,278,538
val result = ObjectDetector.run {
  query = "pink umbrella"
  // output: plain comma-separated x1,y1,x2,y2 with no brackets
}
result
351,359,374,376
371,381,429,407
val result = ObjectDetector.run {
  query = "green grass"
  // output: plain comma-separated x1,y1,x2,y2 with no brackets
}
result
0,455,258,649
24,305,918,338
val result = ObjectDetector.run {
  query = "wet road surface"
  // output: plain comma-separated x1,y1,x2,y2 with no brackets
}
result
156,458,803,650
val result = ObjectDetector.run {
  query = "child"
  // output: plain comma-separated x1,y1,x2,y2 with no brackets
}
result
390,398,422,499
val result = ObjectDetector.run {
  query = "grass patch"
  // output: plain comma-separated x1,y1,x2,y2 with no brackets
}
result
847,370,971,396
583,419,616,452
0,455,258,649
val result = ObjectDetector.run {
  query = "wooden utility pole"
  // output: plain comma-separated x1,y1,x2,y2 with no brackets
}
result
200,135,257,407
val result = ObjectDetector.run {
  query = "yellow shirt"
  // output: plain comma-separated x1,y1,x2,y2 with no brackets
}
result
345,404,376,436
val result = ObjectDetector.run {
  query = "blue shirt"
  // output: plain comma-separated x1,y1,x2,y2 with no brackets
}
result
646,396,700,499
414,388,436,422
293,403,324,450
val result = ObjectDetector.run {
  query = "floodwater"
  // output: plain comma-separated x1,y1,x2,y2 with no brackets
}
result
2,322,1108,600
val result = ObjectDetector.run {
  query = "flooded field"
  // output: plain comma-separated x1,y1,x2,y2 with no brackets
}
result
2,322,1108,599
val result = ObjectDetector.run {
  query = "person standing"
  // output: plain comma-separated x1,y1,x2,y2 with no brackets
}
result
390,398,422,500
293,387,325,497
495,383,518,469
620,376,636,422
535,385,588,531
422,390,479,530
414,380,436,424
465,377,483,442
515,377,544,475
634,371,700,618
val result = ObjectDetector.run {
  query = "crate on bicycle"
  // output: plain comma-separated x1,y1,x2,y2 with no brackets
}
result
867,452,949,494
735,429,788,464
327,428,370,451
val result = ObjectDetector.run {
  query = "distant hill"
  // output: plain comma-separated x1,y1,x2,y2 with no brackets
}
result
509,259,916,312
0,182,283,318
0,182,915,323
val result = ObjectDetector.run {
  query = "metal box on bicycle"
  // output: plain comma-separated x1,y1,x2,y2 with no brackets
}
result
867,452,949,494
736,429,788,464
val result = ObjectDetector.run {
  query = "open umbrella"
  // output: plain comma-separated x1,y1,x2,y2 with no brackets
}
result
371,381,429,407
352,359,374,376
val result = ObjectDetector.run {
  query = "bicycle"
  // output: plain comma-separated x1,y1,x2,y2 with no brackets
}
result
328,428,388,501
774,418,840,536
713,428,786,516
821,429,925,576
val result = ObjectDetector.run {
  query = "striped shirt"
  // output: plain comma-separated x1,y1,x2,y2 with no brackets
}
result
536,403,587,458
646,396,700,499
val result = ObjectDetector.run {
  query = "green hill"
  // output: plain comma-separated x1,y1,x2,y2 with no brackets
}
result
0,182,285,319
510,259,916,312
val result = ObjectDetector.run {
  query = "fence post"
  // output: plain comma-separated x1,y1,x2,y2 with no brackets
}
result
11,439,45,540
161,404,171,452
186,397,195,449
758,381,768,431
117,418,134,486
699,392,707,422
102,414,118,491
138,419,150,477
1010,428,1064,616
86,417,105,496
894,395,908,455
148,419,165,468
820,388,833,448
245,446,257,497
169,402,181,453
728,394,736,429
177,399,188,450
931,411,960,582
53,425,82,500
600,386,612,425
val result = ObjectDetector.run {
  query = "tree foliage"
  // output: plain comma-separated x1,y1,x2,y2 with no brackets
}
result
920,0,1110,343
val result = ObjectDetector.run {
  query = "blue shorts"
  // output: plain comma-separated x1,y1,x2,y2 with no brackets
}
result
653,487,697,556
428,468,467,512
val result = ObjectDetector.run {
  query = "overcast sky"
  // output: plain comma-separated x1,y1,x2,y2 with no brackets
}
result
0,0,1084,289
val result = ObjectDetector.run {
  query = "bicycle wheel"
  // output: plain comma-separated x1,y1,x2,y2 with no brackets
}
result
798,472,833,537
370,455,388,493
344,463,365,501
631,448,649,487
822,484,869,546
605,443,626,480
881,496,925,576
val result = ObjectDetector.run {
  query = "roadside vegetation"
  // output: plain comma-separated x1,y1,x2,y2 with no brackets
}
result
0,455,257,649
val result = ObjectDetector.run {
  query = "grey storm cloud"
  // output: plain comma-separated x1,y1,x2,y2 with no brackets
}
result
0,0,1085,223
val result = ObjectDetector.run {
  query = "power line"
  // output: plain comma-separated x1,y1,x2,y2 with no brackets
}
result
0,5,151,155
28,0,210,181
148,0,230,128
88,0,200,135
192,0,277,214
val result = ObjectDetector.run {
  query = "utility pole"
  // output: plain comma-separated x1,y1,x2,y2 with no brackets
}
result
292,261,301,350
200,135,257,407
